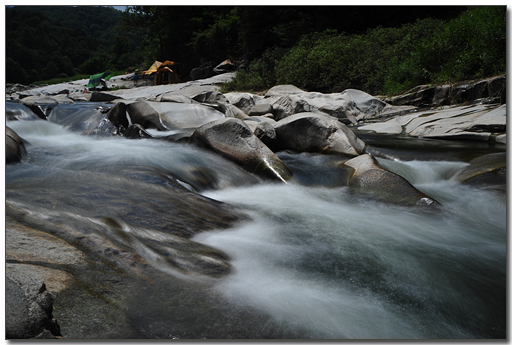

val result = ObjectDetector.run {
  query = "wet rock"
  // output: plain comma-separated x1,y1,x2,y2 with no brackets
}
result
126,101,169,131
106,102,129,128
21,96,59,120
6,126,27,164
123,124,155,139
274,112,365,156
192,118,292,182
342,154,440,206
454,152,506,186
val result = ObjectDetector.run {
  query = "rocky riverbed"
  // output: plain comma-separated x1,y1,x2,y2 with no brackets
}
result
5,72,507,339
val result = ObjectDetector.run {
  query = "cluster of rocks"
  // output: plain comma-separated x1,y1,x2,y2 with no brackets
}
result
383,74,506,108
6,74,506,338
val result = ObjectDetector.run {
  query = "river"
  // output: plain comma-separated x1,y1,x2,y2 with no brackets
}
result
5,101,506,339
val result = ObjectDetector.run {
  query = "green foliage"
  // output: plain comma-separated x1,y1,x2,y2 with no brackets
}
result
387,6,506,90
6,6,143,84
228,6,506,96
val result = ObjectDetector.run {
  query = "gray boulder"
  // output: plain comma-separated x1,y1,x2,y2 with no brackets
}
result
223,92,259,113
126,101,169,131
149,102,226,129
342,154,440,206
249,103,273,116
244,116,278,150
6,126,27,164
274,112,365,156
192,118,292,182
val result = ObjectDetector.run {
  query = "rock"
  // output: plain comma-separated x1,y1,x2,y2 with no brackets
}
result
89,91,122,102
244,117,278,150
406,104,505,141
192,118,292,182
126,101,169,131
123,124,154,139
156,93,195,103
168,85,228,103
106,102,129,128
342,154,440,206
6,126,27,164
384,75,506,107
249,103,273,116
213,59,236,74
358,103,506,142
21,96,59,120
6,270,61,339
454,152,506,186
223,92,259,113
274,112,365,156
149,101,226,129
263,86,389,124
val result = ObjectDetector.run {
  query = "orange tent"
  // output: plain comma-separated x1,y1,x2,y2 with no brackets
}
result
142,60,177,75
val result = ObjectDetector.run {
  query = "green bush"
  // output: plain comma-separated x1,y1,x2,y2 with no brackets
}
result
225,6,506,96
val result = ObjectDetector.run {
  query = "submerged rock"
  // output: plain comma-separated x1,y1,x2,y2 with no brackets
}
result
342,154,439,206
274,112,365,156
192,118,292,182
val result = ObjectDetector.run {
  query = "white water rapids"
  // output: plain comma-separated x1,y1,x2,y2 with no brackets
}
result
6,110,506,339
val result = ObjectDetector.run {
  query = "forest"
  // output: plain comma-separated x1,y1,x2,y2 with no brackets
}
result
5,5,506,96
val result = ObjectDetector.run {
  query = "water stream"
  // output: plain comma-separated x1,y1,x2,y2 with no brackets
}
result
5,101,506,339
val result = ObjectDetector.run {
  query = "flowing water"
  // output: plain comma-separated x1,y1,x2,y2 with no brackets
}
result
5,101,507,339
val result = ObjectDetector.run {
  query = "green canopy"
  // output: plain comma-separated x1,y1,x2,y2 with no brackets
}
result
87,71,113,88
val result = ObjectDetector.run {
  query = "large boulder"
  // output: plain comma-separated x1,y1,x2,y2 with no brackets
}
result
454,152,506,186
6,126,27,164
192,118,292,182
274,112,365,156
21,96,59,120
150,102,226,129
223,92,260,114
126,101,169,131
342,154,440,206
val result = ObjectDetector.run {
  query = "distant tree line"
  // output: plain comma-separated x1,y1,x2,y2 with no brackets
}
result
6,6,143,84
